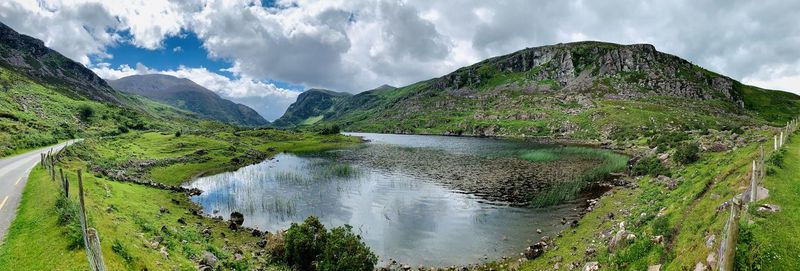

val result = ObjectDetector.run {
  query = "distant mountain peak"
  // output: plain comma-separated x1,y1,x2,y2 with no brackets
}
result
108,74,269,127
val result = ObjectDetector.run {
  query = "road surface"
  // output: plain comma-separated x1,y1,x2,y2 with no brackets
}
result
0,140,76,244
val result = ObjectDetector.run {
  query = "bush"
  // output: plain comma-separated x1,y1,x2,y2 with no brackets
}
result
318,225,378,271
284,216,377,271
175,130,182,137
285,217,327,270
317,125,341,135
672,142,700,164
632,156,669,177
78,104,95,122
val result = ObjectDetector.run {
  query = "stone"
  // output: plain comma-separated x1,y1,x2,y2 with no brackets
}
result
757,204,780,213
200,251,218,267
648,264,661,271
585,247,596,257
160,247,169,259
705,234,715,248
159,206,169,213
582,261,599,271
694,262,708,271
537,228,543,234
230,211,245,226
706,251,717,267
652,235,664,244
176,217,186,224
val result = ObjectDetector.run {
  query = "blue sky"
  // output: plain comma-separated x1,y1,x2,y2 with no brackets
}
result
99,31,304,92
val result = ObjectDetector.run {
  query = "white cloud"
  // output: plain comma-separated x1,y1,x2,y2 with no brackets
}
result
3,0,800,100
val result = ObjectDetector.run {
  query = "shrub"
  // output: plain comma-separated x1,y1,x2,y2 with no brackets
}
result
317,125,341,135
632,156,669,177
175,130,182,137
672,142,700,164
317,225,377,271
78,104,94,122
285,216,327,271
266,231,286,262
284,216,376,271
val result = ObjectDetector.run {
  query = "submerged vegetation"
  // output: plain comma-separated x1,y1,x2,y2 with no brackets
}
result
522,147,629,207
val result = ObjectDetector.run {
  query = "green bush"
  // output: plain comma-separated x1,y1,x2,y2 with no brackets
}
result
649,132,689,151
632,156,669,177
77,104,94,122
317,225,378,271
672,142,700,164
317,125,341,135
175,130,182,137
285,216,327,271
284,216,376,271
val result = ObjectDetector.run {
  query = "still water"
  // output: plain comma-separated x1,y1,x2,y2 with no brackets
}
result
187,133,588,266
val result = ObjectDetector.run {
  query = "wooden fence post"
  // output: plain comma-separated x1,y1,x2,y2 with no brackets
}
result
77,170,106,271
750,160,757,203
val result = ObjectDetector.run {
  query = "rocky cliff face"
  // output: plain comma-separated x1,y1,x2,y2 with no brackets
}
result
276,41,796,140
0,21,120,104
433,42,741,105
108,74,269,127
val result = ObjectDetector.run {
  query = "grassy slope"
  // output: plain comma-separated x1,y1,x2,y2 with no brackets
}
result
736,133,800,270
517,136,762,270
0,130,360,270
0,65,201,157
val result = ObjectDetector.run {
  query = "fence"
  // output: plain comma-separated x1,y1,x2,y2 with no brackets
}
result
717,117,798,271
41,144,106,271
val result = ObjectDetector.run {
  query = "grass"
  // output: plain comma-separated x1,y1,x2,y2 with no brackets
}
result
0,65,207,158
735,133,800,270
523,147,629,207
515,134,765,270
0,130,360,270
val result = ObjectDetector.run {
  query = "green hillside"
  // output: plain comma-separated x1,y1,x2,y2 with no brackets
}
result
281,42,800,143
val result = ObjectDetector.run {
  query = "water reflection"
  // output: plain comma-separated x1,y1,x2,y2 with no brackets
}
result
187,133,585,266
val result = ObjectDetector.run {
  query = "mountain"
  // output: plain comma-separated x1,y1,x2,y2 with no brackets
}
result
0,21,203,156
0,22,122,105
108,74,268,127
272,88,354,127
283,41,800,140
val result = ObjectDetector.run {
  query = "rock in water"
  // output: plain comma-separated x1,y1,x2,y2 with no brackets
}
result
230,211,245,226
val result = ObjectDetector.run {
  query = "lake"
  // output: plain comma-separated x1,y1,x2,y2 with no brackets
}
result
186,133,612,266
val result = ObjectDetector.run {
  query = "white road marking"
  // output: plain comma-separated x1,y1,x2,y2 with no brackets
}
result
15,176,23,186
0,196,8,210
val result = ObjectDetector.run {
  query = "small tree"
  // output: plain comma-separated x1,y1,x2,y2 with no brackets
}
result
78,105,94,122
632,155,669,177
284,216,377,271
672,142,700,164
284,216,327,271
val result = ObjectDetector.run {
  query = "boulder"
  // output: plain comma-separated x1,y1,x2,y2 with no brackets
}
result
201,251,218,267
582,261,599,271
230,211,245,226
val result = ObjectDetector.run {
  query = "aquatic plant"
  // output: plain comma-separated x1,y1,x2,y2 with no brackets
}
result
529,147,628,207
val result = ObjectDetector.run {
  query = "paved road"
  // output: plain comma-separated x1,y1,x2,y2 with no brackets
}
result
0,140,76,244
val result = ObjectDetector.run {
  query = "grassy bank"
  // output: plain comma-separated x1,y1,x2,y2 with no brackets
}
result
0,130,360,270
517,137,762,270
735,133,800,270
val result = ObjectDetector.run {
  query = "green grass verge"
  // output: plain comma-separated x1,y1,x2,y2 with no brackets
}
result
735,133,800,270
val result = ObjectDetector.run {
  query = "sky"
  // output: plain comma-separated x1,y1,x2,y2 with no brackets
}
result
1,0,799,121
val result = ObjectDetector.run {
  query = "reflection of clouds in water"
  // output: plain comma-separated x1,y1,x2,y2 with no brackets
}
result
187,140,586,266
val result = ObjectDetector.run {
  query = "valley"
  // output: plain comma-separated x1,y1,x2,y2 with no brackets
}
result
0,13,798,271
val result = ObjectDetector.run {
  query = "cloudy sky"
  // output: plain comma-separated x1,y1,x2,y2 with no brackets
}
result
1,0,798,120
